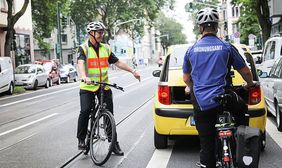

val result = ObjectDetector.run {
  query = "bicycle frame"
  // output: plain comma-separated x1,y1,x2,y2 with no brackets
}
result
82,80,124,165
214,94,237,168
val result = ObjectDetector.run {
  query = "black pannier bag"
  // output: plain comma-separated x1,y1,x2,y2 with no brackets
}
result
236,125,261,168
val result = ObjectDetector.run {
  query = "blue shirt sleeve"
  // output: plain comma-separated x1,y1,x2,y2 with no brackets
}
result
183,49,191,73
230,45,246,70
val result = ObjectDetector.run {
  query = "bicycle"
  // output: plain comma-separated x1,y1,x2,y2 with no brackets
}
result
82,80,124,166
214,93,237,168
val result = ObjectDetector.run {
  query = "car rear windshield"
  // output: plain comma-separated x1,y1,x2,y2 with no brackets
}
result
169,47,188,67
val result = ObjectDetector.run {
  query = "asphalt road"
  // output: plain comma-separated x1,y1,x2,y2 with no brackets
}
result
1,66,282,168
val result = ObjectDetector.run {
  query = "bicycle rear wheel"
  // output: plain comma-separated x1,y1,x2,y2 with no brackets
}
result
90,110,116,166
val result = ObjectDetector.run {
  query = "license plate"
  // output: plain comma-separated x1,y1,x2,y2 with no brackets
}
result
190,116,195,126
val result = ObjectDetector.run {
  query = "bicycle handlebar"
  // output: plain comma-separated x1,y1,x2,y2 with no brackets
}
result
81,80,124,92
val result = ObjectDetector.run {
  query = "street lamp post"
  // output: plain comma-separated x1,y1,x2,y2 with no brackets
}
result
56,2,63,64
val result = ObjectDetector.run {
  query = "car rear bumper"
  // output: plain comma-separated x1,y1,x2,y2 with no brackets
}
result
155,108,266,118
154,107,267,134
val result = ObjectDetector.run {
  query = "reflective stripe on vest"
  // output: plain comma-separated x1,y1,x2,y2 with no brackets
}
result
80,42,111,92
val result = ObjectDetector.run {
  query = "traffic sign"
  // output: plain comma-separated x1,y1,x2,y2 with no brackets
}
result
234,32,240,38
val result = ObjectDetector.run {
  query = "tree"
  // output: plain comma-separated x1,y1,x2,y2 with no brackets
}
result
154,12,187,51
232,0,271,46
4,0,29,57
69,0,172,43
31,0,68,56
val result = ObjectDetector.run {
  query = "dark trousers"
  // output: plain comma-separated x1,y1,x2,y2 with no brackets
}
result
194,91,247,168
194,107,219,168
77,89,113,140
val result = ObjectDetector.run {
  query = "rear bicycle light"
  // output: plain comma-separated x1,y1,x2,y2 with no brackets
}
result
248,86,261,105
218,130,233,137
158,85,171,105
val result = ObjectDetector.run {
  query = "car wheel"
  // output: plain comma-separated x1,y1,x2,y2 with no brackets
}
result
66,76,70,83
276,103,282,132
57,77,61,85
261,131,266,151
45,80,49,88
74,75,78,82
6,82,14,95
154,128,168,149
33,80,38,90
49,79,53,87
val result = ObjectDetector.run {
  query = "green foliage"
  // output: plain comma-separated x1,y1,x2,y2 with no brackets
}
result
232,0,259,44
232,0,271,45
14,86,26,94
155,12,187,50
69,0,172,43
31,0,68,55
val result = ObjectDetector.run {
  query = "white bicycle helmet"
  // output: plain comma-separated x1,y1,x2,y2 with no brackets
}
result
86,21,106,33
196,8,219,25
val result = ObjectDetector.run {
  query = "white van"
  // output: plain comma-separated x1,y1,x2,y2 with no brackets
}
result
257,34,282,73
0,57,15,95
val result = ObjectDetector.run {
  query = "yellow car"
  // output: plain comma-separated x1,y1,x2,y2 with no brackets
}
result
152,44,267,149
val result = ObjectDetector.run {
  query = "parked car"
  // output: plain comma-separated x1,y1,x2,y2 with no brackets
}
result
152,44,267,149
257,34,282,74
60,64,78,83
15,64,49,90
0,57,14,95
259,57,282,131
42,61,61,86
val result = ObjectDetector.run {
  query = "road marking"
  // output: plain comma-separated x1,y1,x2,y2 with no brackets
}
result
0,113,58,137
0,86,78,107
266,118,282,148
114,130,147,168
146,147,173,168
0,82,78,101
0,133,36,151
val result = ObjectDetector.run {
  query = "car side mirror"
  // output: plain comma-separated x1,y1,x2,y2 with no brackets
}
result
152,70,161,77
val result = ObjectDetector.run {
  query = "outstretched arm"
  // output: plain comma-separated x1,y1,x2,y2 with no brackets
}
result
114,60,141,81
237,66,255,87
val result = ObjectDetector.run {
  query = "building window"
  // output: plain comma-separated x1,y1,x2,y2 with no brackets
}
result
0,0,15,13
0,0,6,11
15,34,31,66
232,6,235,17
61,34,67,44
235,6,239,17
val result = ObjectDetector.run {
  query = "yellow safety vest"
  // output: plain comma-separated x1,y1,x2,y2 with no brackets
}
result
79,42,111,92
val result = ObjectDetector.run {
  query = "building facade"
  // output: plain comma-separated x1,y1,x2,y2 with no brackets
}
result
218,0,241,44
268,0,282,35
33,17,77,65
0,0,34,67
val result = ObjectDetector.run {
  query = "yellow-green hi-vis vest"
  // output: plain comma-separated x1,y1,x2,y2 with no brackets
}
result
79,42,111,92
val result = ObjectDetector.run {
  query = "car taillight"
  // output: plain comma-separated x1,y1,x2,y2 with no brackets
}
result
158,85,171,105
248,86,261,105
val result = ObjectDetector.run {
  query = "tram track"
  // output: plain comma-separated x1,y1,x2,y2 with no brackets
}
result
58,95,155,168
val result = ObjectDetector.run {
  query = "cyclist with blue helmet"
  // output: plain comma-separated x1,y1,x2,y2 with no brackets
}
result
183,8,256,168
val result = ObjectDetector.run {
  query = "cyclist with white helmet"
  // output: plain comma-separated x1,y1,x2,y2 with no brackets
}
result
183,8,256,168
76,21,140,156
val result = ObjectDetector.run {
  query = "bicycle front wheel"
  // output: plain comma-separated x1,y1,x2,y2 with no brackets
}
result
90,110,116,166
